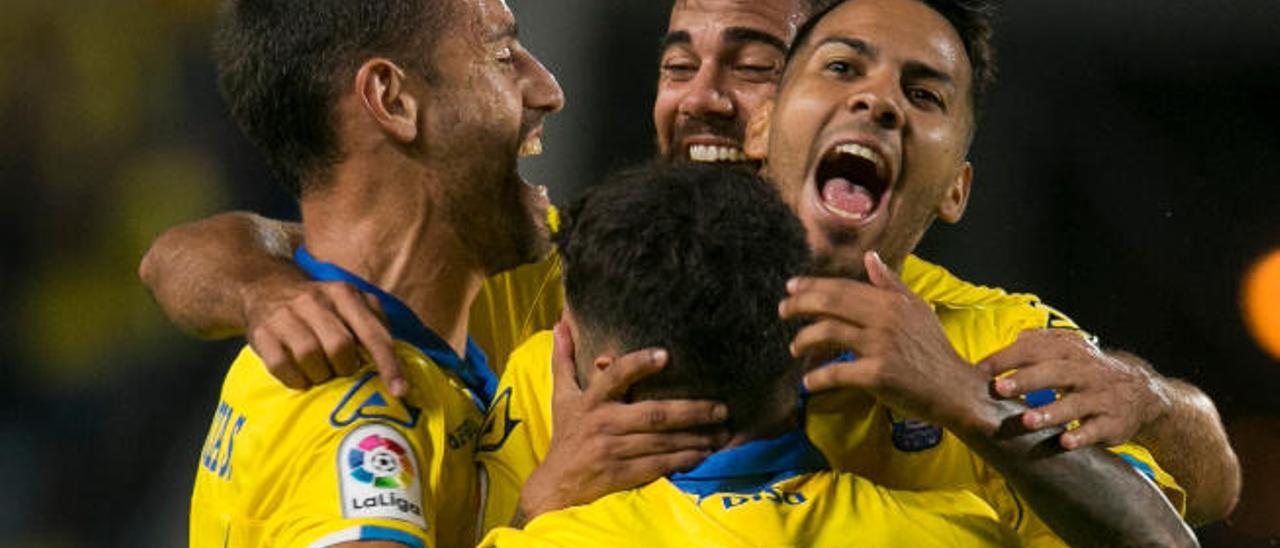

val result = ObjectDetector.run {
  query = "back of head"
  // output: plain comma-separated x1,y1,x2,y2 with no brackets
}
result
557,163,811,434
214,0,452,196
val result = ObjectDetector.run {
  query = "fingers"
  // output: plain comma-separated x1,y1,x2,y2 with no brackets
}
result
293,294,359,376
600,400,729,434
980,329,1080,375
249,329,310,390
588,348,669,402
550,321,583,398
327,283,406,397
994,359,1082,398
1022,393,1095,432
802,358,879,394
269,311,334,386
864,251,910,294
790,319,864,359
779,278,879,323
1058,418,1125,450
613,449,714,486
608,431,728,459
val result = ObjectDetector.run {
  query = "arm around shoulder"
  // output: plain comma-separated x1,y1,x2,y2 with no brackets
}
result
139,211,304,338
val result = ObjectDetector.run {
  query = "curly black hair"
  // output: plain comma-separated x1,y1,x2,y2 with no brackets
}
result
557,163,812,433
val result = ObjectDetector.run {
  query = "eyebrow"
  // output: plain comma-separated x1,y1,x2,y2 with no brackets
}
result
658,27,789,55
723,27,788,55
902,61,954,86
493,20,518,41
815,36,877,59
659,30,692,52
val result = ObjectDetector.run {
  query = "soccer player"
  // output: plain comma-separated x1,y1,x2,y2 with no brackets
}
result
141,0,1237,537
482,161,1192,546
187,0,566,545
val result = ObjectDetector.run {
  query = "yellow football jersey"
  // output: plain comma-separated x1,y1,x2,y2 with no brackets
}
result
470,252,563,376
474,255,1186,543
190,248,495,547
469,207,564,375
480,431,1017,547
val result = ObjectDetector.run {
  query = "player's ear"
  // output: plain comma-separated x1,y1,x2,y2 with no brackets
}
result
355,58,418,144
937,161,972,224
744,100,774,162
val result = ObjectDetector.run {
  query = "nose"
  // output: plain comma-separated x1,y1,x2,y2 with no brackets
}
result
678,65,734,119
845,87,904,131
524,51,565,114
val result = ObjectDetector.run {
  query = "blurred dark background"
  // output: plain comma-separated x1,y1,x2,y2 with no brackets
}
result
1,0,1276,545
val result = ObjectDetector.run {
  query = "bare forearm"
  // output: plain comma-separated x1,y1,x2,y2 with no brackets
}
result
139,211,304,338
1133,374,1241,525
959,395,1197,547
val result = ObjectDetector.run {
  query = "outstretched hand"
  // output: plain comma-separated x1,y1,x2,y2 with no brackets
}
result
518,322,728,522
245,280,407,397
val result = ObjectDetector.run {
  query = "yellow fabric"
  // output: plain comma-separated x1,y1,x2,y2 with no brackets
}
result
479,473,1017,547
469,209,565,375
475,255,1186,543
190,342,485,548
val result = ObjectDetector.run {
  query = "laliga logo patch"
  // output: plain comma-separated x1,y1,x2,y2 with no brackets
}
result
887,409,943,452
339,423,427,529
348,432,415,488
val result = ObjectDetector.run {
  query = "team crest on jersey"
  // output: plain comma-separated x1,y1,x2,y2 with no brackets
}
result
887,409,943,452
477,387,521,453
330,372,421,429
338,423,427,529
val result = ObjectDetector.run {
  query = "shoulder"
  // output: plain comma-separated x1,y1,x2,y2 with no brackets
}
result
904,256,1089,360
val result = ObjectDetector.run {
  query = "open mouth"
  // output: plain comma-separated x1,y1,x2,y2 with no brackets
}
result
813,142,890,222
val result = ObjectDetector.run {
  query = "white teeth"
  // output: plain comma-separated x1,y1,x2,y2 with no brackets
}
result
519,136,543,158
833,143,884,172
688,144,747,163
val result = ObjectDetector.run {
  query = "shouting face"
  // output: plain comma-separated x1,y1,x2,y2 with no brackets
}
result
425,0,566,274
764,0,975,278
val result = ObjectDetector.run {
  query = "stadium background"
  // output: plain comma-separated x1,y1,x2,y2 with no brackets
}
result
0,0,1276,545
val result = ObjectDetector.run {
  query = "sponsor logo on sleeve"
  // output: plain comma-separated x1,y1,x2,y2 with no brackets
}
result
338,423,427,530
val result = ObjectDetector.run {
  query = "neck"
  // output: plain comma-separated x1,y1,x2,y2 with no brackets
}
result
722,405,799,449
299,158,484,356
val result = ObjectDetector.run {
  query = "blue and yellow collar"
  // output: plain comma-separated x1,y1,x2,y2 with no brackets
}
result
294,246,498,410
668,430,829,497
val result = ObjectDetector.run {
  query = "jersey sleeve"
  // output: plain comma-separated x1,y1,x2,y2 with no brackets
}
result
269,382,439,547
475,331,557,535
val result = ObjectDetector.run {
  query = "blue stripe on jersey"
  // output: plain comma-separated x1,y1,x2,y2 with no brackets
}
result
358,525,425,548
295,246,498,410
669,431,829,497
1119,454,1157,482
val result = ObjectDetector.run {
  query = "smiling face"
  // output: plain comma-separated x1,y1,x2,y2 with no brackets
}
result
423,0,565,274
764,0,974,278
653,0,806,164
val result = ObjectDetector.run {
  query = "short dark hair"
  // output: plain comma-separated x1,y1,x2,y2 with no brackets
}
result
214,0,452,195
557,163,811,432
786,0,997,113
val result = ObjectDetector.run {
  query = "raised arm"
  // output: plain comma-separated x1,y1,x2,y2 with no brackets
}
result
783,252,1197,547
983,333,1241,524
139,211,303,338
139,212,406,395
